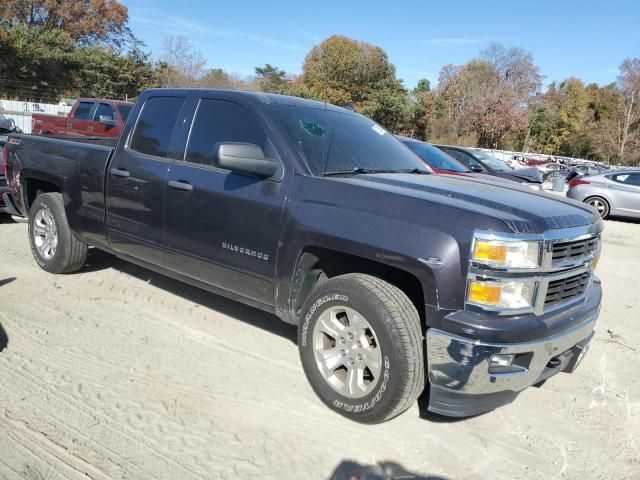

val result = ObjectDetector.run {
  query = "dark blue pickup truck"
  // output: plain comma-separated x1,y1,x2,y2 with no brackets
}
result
4,89,603,423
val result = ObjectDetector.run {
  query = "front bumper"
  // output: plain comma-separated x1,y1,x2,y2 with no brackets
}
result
425,292,600,417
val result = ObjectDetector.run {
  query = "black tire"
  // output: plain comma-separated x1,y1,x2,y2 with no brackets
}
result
584,196,610,219
28,192,88,273
298,273,424,424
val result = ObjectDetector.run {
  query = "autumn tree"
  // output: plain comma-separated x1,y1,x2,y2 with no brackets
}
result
0,0,154,101
200,68,242,89
1,0,131,47
300,35,409,130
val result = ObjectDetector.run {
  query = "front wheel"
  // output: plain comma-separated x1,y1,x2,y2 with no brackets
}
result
28,192,88,273
298,273,424,424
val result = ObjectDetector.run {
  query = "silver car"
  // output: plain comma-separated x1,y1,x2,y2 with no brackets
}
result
567,169,640,219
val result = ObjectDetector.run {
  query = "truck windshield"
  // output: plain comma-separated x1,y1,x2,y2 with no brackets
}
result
273,105,428,176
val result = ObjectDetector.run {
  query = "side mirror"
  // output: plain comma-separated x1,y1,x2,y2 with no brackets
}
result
217,143,279,178
470,165,484,173
99,116,117,127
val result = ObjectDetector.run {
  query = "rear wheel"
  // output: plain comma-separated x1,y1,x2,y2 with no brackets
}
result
28,192,88,273
584,196,610,219
298,273,424,424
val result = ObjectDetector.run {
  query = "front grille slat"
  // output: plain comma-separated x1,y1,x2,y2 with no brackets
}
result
552,236,599,265
544,272,591,307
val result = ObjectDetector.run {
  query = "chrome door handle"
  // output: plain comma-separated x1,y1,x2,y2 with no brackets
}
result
168,180,193,191
110,168,130,178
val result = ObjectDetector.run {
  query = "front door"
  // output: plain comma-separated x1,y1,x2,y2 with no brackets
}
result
67,101,95,136
106,95,187,266
164,97,288,305
91,102,119,137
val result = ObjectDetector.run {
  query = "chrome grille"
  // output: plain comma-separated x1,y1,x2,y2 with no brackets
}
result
552,236,599,265
545,272,590,307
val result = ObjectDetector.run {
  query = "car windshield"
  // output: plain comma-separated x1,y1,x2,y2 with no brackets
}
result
404,141,469,172
472,150,513,172
272,105,429,176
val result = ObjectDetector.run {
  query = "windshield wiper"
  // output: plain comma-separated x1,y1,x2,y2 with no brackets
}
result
394,168,431,174
323,167,431,177
323,167,374,176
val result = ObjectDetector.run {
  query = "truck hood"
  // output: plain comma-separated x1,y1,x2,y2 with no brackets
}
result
333,173,600,234
494,167,543,183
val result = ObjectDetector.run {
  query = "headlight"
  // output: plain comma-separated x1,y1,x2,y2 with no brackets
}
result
468,279,536,310
472,238,541,269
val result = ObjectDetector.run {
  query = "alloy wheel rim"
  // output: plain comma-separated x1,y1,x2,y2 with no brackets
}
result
33,209,58,260
587,199,607,216
312,305,383,399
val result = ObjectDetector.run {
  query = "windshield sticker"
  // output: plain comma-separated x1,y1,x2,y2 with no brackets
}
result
371,124,385,136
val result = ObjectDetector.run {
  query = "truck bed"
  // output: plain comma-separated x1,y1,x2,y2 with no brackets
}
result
8,133,116,248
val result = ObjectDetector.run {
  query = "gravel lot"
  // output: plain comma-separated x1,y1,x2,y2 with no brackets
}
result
0,214,638,480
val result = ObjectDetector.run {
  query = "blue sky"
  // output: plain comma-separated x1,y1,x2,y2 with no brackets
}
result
123,0,640,90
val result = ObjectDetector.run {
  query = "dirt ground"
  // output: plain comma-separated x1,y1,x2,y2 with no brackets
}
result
0,215,638,480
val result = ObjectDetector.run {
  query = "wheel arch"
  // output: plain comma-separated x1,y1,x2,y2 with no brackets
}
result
281,246,427,329
22,176,62,214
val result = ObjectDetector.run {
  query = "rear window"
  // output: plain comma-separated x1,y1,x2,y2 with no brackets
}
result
129,97,185,158
73,102,94,120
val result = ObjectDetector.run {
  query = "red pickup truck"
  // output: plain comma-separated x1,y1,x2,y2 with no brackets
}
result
31,98,134,137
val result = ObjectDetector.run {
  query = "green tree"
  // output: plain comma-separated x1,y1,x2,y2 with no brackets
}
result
414,78,430,93
253,64,289,94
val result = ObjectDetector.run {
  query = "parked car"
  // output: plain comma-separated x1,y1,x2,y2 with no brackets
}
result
0,113,22,134
31,98,134,137
537,163,569,181
399,138,520,186
567,169,640,219
5,89,603,423
397,137,469,176
435,145,544,189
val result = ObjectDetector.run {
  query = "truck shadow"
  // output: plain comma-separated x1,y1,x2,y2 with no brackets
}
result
0,322,8,352
80,249,297,344
329,460,448,479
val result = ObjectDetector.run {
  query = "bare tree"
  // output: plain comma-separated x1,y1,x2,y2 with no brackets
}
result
158,35,206,87
618,58,640,157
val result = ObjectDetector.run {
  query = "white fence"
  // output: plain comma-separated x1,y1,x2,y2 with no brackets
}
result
1,99,72,134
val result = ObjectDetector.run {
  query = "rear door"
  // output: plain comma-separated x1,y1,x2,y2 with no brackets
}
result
67,101,96,136
164,96,288,305
105,94,187,266
608,173,640,216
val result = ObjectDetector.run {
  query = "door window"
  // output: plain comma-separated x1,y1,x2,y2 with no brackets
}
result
94,103,116,121
185,99,279,168
73,102,95,120
611,173,640,186
446,149,478,169
129,96,185,158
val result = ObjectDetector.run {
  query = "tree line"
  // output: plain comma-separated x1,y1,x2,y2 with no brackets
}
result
1,1,639,165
